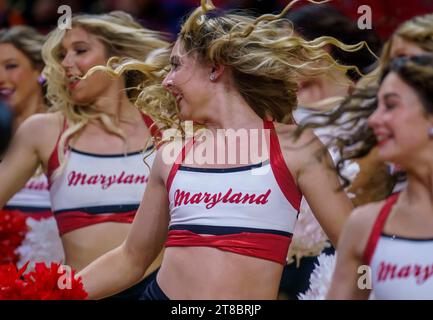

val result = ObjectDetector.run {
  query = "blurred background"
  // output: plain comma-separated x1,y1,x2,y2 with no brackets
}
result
1,0,433,40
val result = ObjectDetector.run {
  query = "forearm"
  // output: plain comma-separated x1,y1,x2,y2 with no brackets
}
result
78,244,148,300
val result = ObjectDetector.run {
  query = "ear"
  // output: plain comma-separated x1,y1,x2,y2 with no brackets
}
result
209,64,225,81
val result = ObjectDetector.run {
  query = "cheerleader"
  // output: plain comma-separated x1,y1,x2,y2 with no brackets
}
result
78,0,360,300
0,11,169,298
0,27,51,221
328,55,433,299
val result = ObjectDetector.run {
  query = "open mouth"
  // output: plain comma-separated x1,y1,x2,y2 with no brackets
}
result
67,75,82,90
375,133,392,146
0,88,15,100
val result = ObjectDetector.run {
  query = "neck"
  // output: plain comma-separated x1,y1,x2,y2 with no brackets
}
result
200,86,264,132
92,83,141,124
14,92,46,131
401,150,433,207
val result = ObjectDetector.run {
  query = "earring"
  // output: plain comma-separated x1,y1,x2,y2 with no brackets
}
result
38,75,46,85
210,74,216,81
429,127,433,138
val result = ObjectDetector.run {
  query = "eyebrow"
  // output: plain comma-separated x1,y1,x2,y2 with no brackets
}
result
383,93,400,100
61,41,90,49
70,41,90,46
1,58,18,64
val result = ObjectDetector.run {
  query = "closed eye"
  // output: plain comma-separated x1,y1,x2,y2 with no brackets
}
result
5,63,18,70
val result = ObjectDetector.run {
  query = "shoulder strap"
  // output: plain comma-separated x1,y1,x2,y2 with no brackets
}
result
47,116,68,179
141,114,161,140
362,193,400,265
264,119,302,211
166,137,196,193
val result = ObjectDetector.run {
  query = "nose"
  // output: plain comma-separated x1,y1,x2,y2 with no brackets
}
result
162,74,174,91
60,52,74,69
367,107,382,130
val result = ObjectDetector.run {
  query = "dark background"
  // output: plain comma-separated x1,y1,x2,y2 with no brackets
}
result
2,0,433,40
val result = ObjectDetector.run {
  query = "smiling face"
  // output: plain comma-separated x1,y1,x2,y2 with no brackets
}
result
162,40,214,122
368,72,433,164
59,26,117,104
0,43,41,114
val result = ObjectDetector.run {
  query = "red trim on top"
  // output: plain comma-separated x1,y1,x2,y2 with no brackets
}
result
55,210,136,236
47,115,159,182
165,229,291,265
166,138,196,193
47,117,68,183
362,193,400,265
264,120,302,211
141,114,161,140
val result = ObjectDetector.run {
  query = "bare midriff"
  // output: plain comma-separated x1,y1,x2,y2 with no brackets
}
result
158,246,283,299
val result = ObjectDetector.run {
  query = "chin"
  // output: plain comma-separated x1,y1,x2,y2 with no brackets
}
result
71,94,94,105
178,109,194,122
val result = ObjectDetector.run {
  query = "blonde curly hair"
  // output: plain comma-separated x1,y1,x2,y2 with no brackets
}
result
94,0,375,142
41,11,170,175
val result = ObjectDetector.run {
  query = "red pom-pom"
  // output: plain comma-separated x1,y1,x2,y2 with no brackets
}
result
0,209,27,265
0,262,33,299
0,262,87,300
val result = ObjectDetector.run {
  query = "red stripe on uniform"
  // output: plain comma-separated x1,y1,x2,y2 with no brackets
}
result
142,114,161,140
54,210,136,236
264,120,302,211
363,193,400,265
166,138,196,193
165,229,291,265
47,115,158,182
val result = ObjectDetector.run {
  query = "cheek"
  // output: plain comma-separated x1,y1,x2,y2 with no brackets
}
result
12,68,39,97
10,67,35,86
393,120,426,149
76,53,108,76
73,73,113,102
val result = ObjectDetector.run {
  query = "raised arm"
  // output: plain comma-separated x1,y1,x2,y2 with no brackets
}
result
0,114,54,208
293,129,354,247
78,147,170,299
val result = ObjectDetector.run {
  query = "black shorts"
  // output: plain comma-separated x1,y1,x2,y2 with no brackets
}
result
140,278,169,300
279,245,335,299
104,268,159,300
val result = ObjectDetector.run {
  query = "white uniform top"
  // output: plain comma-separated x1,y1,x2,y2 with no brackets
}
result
6,174,50,210
164,120,302,265
364,194,433,299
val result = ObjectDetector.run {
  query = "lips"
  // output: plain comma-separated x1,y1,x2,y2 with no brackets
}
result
374,131,392,146
0,88,15,100
377,138,389,146
66,74,81,90
68,80,80,90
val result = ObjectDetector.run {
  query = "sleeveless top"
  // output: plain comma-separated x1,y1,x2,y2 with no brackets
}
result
363,193,433,299
47,115,158,236
164,119,302,265
4,174,51,220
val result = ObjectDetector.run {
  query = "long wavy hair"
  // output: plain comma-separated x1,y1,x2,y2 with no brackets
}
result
41,11,170,174
96,0,376,145
297,54,433,201
0,26,45,69
294,14,433,201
